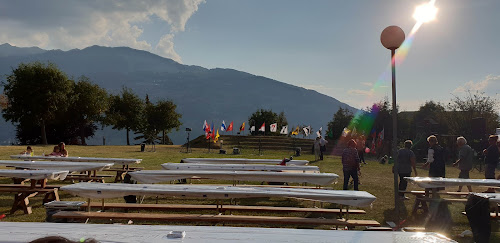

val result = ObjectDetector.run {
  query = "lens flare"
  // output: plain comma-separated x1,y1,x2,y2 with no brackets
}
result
331,0,438,152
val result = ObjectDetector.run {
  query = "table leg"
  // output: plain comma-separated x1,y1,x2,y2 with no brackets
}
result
11,192,37,214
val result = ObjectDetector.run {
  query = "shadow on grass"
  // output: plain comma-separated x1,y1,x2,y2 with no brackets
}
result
382,199,410,225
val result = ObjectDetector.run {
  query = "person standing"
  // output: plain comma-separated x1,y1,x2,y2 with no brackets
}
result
342,139,361,190
453,136,473,192
484,135,499,181
313,137,321,161
396,140,417,199
357,135,366,164
424,135,445,177
319,136,328,160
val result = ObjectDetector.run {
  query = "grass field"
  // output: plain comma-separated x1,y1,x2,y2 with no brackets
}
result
0,144,497,242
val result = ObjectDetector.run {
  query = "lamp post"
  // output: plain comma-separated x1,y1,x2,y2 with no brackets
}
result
380,25,405,219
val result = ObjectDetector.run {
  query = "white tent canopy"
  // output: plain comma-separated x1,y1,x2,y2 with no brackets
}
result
129,170,337,185
0,169,69,180
162,163,319,172
0,222,455,243
61,183,376,207
11,155,141,166
181,158,308,165
0,160,113,173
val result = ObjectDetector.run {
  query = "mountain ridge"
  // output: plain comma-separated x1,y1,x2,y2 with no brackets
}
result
0,43,356,145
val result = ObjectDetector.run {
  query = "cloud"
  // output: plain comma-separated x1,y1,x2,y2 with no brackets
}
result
347,89,374,96
453,74,500,95
360,82,373,87
0,0,205,63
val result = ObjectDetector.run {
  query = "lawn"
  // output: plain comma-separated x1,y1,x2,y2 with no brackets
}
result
0,145,496,242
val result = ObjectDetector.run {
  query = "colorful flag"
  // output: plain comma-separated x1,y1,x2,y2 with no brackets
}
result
280,125,288,135
250,126,255,132
270,123,277,132
291,126,300,135
203,120,208,132
211,122,215,139
303,126,311,136
259,122,265,132
316,127,322,137
239,122,245,132
214,129,220,143
227,121,234,132
221,120,226,132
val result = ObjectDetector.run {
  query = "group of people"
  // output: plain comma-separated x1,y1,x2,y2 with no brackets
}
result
20,142,69,157
341,134,500,194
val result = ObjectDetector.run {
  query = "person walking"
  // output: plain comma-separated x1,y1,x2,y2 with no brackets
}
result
453,136,473,192
396,140,417,199
484,135,499,192
424,135,446,178
342,139,361,190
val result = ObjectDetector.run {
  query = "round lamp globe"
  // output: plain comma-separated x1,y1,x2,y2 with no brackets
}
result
380,26,405,50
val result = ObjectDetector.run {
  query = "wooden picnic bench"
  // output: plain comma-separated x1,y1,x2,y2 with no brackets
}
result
64,174,114,183
81,202,366,216
103,167,144,182
52,211,380,227
0,186,59,214
402,190,469,215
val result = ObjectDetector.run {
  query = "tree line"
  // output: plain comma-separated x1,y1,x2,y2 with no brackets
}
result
0,62,182,145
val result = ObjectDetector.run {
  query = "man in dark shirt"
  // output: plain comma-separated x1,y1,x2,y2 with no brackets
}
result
396,140,417,198
424,135,446,178
342,139,361,190
484,135,499,179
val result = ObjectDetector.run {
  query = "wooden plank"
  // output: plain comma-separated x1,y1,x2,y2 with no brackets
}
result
82,202,366,215
408,190,469,196
419,198,467,203
53,211,380,227
0,184,62,189
0,187,57,193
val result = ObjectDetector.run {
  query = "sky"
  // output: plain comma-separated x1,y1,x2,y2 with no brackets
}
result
0,0,498,111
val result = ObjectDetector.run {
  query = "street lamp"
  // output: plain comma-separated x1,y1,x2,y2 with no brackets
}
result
380,25,405,219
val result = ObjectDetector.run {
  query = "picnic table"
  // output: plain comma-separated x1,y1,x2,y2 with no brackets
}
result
0,160,113,173
128,170,338,186
0,169,67,214
404,177,500,215
181,158,309,165
61,183,376,207
10,155,141,168
0,222,456,243
162,163,320,172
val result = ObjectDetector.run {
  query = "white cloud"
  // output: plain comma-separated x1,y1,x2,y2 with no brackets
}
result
360,82,373,87
347,89,374,96
0,0,205,63
453,74,500,95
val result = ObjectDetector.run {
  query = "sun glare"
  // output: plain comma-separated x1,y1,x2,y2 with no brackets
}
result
413,1,438,23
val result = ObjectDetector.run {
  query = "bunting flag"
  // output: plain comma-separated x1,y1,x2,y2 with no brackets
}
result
270,123,277,132
250,126,255,132
227,121,234,132
220,120,226,132
239,122,245,132
316,127,322,137
203,120,208,132
280,125,288,135
214,129,220,143
303,126,311,136
291,126,300,135
341,127,350,137
259,122,266,132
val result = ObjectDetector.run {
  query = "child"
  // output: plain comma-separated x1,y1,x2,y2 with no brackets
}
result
20,146,34,156
47,146,62,156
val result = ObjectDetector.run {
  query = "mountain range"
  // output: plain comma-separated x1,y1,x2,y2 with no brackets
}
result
0,43,355,145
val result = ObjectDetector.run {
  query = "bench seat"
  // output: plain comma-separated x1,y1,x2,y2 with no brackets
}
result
52,211,380,227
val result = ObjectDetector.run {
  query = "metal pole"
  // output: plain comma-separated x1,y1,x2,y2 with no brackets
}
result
391,49,400,220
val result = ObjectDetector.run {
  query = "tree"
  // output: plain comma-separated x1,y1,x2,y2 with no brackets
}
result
135,99,182,147
248,109,280,136
446,91,499,138
326,107,354,139
105,87,144,145
66,76,109,145
2,62,73,144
